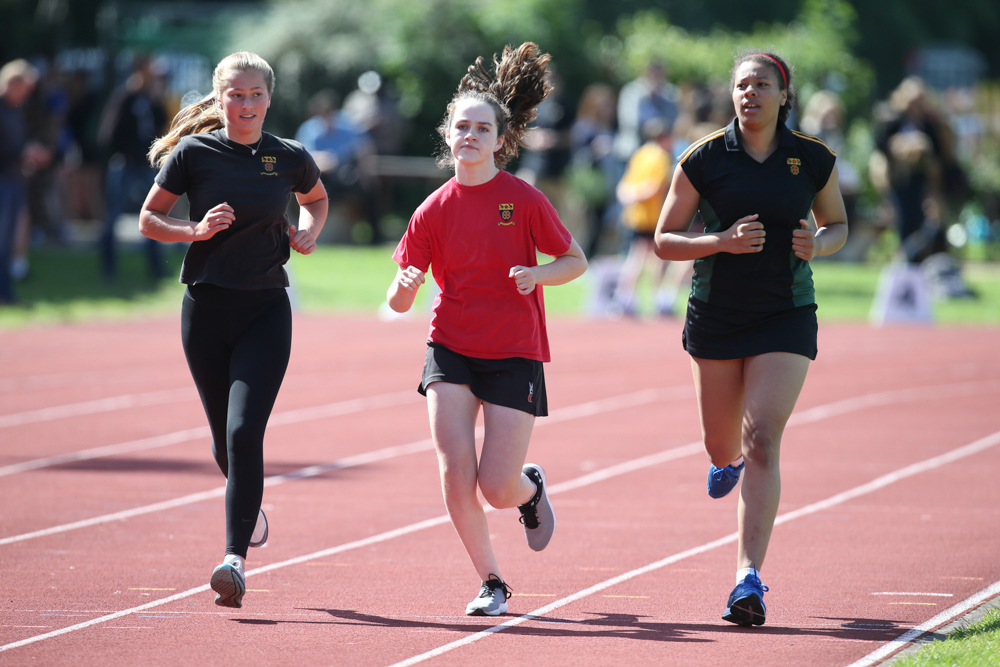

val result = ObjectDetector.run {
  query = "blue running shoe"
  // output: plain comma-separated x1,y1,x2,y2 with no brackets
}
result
707,461,744,499
722,572,768,626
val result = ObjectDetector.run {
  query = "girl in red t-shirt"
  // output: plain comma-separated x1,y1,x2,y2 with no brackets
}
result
387,42,587,616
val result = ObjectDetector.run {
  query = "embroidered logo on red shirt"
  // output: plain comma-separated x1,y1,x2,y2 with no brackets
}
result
499,203,514,225
787,158,801,175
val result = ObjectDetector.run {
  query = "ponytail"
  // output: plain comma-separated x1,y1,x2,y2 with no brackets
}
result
436,42,553,169
148,94,222,167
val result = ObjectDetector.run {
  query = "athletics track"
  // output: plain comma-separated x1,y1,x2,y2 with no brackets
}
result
1,314,998,666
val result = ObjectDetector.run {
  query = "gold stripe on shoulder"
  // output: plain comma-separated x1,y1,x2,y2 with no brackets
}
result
678,129,726,165
791,130,837,156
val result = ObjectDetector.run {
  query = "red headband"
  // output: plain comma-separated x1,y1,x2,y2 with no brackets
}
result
750,54,787,88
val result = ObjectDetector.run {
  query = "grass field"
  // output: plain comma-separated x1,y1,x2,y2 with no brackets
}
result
894,607,1000,667
1,244,999,328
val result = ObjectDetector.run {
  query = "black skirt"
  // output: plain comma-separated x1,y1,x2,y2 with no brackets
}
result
682,297,818,360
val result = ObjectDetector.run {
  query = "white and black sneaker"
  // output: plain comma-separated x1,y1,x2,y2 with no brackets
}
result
249,509,268,548
465,574,512,616
210,559,246,608
517,464,556,551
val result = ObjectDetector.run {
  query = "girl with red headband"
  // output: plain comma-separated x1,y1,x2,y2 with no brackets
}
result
654,50,848,625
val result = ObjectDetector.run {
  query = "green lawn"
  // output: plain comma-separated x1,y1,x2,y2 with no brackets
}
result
892,606,1000,667
2,244,999,328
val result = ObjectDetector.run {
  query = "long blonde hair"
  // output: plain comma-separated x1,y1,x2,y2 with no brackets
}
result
148,51,275,167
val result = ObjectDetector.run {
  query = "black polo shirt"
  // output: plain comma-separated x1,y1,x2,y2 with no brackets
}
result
678,119,836,312
156,129,320,290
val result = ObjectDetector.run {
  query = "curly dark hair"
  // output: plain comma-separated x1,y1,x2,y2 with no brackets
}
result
435,42,553,169
731,49,796,126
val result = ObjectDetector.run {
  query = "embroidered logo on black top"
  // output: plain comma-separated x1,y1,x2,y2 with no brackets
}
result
261,155,277,176
787,158,801,175
499,203,514,225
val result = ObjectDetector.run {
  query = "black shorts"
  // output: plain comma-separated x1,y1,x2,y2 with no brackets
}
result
418,343,548,416
682,297,818,360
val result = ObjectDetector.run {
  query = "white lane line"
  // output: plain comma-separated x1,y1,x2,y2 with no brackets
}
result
386,429,1000,667
3,398,998,658
846,579,1000,667
0,390,422,478
871,592,954,597
0,388,197,429
0,389,687,652
0,388,683,546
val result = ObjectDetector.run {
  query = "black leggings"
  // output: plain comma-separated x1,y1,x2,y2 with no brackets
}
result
181,283,292,558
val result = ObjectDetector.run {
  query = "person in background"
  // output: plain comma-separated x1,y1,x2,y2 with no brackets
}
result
612,118,690,317
569,83,618,257
873,77,960,263
654,50,848,627
387,42,587,617
295,89,380,244
615,60,679,165
0,59,48,305
139,52,327,609
516,64,574,214
98,55,168,280
15,57,71,281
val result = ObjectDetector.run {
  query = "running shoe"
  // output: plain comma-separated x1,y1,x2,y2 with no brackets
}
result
465,574,512,616
518,464,556,551
707,460,745,499
249,509,268,548
210,560,246,609
722,572,768,626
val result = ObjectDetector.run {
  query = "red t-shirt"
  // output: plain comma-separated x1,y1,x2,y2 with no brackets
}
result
392,170,573,362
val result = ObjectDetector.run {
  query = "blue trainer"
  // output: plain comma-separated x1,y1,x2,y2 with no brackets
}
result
722,572,768,626
707,461,744,499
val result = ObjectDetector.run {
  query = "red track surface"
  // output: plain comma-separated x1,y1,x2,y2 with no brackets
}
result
2,315,999,666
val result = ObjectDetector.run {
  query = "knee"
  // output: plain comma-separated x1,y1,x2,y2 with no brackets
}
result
227,421,265,459
478,473,520,510
742,424,781,468
440,462,480,507
704,434,742,468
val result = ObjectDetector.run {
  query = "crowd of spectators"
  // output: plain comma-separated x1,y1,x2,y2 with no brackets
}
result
0,51,996,307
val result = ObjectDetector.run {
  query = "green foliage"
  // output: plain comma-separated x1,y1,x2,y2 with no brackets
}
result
617,0,874,114
233,0,596,152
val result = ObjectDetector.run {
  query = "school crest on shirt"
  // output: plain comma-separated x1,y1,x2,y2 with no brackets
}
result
261,155,277,176
498,203,514,226
787,158,801,176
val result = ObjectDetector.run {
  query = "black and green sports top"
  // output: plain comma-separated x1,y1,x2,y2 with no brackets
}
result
678,118,836,312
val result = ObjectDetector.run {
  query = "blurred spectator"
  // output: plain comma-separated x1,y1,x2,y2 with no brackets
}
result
0,59,48,304
295,89,380,243
24,58,72,244
343,71,406,157
11,58,72,282
568,83,618,257
611,118,690,317
800,90,861,224
873,77,966,263
614,61,679,164
672,81,734,158
97,55,168,279
64,67,105,224
516,65,574,205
